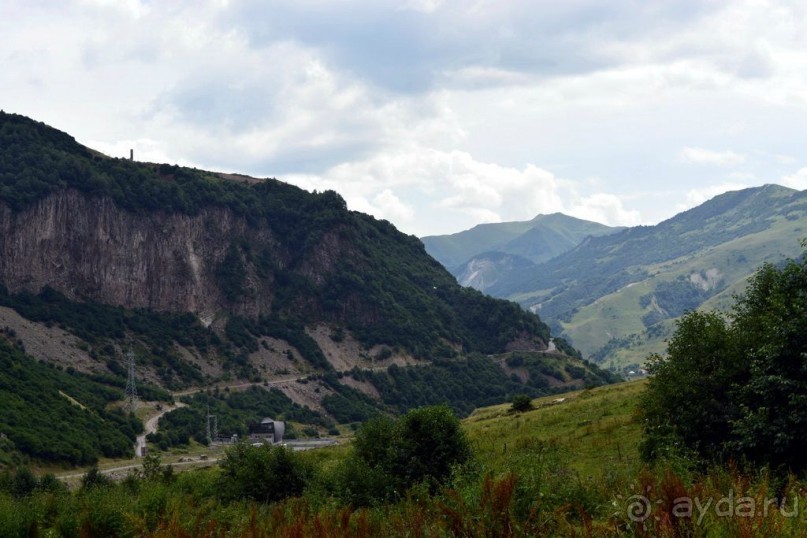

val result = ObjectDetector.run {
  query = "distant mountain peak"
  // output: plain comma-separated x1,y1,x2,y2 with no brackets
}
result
479,183,807,369
422,212,621,270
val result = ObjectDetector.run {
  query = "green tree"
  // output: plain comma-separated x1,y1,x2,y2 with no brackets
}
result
511,394,533,412
336,405,472,505
639,311,742,462
640,242,807,472
80,465,112,491
728,250,807,471
218,443,311,503
393,405,472,489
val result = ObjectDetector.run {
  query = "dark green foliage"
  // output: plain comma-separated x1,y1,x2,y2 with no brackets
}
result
640,311,741,463
256,317,331,370
641,243,807,473
153,386,330,449
492,185,807,325
0,467,67,500
0,286,215,387
85,372,173,403
139,452,174,483
216,244,247,302
330,327,344,342
511,394,533,412
553,337,582,359
224,316,258,352
352,353,616,418
0,337,139,464
148,407,201,449
639,276,724,328
394,406,471,488
319,375,382,423
358,356,532,417
505,354,556,388
218,443,311,503
224,315,331,370
80,465,113,491
1,467,37,498
0,112,555,363
728,250,807,471
336,406,471,505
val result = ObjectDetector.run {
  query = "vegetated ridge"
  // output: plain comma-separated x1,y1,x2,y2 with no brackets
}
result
452,184,807,370
0,112,617,465
421,213,621,291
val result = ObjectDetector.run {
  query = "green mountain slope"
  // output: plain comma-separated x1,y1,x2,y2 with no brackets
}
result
0,335,141,465
485,185,807,369
0,111,551,360
0,112,619,463
452,251,535,291
421,213,620,270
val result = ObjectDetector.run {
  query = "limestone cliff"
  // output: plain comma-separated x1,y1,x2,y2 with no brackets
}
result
0,190,280,324
0,111,553,359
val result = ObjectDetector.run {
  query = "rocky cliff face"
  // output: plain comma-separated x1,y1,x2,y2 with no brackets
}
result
0,190,288,324
0,112,559,361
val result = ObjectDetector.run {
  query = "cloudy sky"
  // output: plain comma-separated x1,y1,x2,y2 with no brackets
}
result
3,0,807,236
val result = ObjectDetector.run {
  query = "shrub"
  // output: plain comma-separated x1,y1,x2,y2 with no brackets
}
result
336,405,472,505
80,466,112,492
511,394,533,412
640,242,807,473
218,443,312,503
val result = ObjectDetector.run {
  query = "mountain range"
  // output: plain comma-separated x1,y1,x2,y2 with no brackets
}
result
0,112,616,465
424,184,807,371
422,213,621,279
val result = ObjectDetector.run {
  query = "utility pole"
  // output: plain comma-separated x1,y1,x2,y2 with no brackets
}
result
124,348,139,412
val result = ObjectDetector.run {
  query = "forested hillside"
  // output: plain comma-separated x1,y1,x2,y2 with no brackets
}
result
0,111,550,361
0,112,616,465
0,335,140,465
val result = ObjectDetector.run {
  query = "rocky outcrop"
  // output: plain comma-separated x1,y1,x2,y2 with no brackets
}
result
0,190,286,323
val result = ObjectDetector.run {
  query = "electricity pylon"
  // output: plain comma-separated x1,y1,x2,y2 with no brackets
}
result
206,406,218,445
124,348,139,412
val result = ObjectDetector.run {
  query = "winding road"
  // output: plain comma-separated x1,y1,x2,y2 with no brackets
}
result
135,402,186,457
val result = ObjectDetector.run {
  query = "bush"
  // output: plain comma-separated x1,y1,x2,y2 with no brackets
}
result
511,394,533,412
80,465,112,492
218,443,312,503
336,405,472,505
640,242,807,473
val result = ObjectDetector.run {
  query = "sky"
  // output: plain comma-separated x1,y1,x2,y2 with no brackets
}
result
3,0,807,237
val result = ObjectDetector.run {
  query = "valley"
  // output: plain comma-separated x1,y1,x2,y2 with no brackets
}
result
425,184,807,371
0,111,804,537
0,112,616,470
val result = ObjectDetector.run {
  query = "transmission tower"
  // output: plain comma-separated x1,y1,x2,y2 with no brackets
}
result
124,348,139,412
206,406,218,445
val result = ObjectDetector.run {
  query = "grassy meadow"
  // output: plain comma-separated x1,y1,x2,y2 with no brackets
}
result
1,379,806,536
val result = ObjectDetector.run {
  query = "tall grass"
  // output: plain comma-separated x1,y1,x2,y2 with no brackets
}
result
2,381,805,536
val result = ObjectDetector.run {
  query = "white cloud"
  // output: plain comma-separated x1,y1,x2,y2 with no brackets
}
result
4,0,807,240
286,147,643,235
400,0,444,14
566,193,642,227
679,147,746,167
781,167,807,190
677,182,752,212
372,189,415,223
